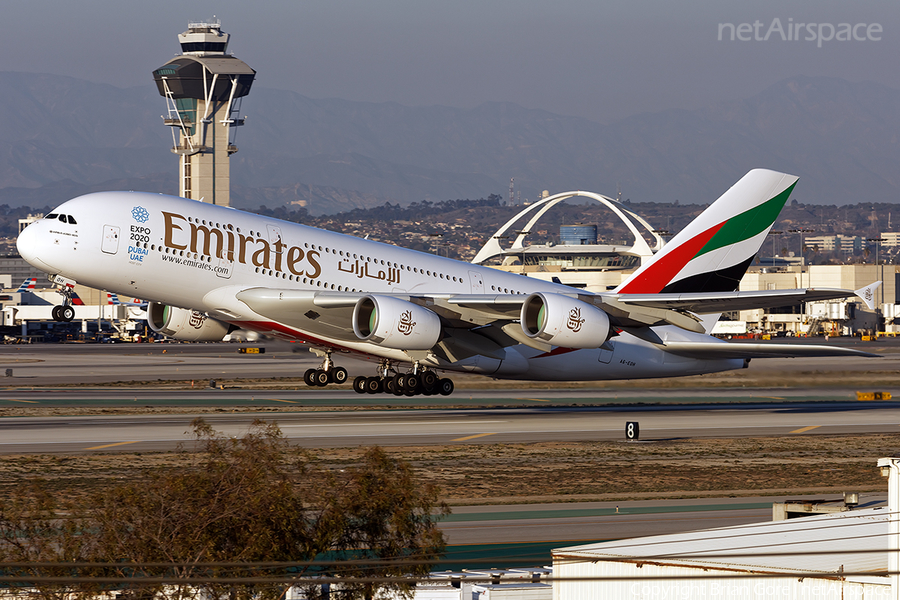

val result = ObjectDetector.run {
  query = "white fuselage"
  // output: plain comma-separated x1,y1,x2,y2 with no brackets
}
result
16,192,744,381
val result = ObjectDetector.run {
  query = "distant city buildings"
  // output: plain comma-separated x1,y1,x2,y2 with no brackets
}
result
804,234,864,254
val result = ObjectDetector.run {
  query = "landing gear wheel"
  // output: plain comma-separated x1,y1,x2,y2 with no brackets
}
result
332,367,349,384
438,378,454,396
352,376,367,394
365,377,383,394
392,374,405,396
384,378,396,394
314,370,330,386
420,371,438,395
51,306,63,322
403,374,420,397
304,369,318,387
60,305,75,322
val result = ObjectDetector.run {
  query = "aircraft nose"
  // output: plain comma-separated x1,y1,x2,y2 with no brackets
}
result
17,223,56,273
16,223,39,264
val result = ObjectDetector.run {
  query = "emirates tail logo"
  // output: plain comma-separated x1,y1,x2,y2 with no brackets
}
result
566,307,585,333
398,310,416,336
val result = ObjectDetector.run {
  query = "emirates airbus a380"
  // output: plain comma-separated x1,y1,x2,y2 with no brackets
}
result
16,169,879,396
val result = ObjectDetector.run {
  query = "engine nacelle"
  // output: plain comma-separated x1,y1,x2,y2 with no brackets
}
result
520,293,611,348
352,295,441,350
148,302,232,342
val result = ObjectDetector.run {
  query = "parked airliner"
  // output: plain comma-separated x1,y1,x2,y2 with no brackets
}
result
16,169,879,396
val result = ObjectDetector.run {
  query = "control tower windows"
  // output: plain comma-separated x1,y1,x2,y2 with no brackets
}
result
180,42,227,53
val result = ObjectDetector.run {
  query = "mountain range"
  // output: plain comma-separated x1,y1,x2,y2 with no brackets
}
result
0,72,898,214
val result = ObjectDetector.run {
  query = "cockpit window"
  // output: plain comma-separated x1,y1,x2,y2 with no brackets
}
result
46,214,58,219
66,215,77,224
58,215,67,223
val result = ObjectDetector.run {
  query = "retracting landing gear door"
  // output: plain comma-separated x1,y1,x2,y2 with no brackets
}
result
598,340,616,364
101,225,120,254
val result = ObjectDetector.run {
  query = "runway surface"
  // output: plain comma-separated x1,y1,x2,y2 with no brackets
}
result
1,341,898,451
2,399,899,453
0,339,896,386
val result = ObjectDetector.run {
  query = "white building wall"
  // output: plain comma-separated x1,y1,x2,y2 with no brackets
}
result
552,559,885,600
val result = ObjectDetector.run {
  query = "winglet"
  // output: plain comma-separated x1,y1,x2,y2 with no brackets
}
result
855,281,882,310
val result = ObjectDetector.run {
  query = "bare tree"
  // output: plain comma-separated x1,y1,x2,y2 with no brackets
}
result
84,420,447,600
0,480,93,600
307,447,449,600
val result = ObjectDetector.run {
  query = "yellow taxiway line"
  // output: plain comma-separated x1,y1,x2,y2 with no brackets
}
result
790,425,821,434
452,432,498,442
84,441,140,450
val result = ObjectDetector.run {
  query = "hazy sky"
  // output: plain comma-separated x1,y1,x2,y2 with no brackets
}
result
3,0,899,123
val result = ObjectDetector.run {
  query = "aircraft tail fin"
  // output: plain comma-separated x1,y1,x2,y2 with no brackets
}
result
616,169,797,294
15,277,36,292
856,281,882,310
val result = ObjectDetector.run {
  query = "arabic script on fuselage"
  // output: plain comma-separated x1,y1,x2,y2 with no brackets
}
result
336,258,402,285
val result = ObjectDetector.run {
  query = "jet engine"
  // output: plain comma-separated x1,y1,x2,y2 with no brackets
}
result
352,295,441,350
148,302,232,342
520,293,611,348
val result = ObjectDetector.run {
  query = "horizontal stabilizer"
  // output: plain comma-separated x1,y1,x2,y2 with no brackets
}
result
662,341,880,360
611,287,866,315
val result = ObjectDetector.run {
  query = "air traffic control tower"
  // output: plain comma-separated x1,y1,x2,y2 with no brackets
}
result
152,20,255,206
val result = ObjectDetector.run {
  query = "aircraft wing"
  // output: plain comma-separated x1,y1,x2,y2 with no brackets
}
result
234,284,881,358
235,288,365,342
661,341,880,359
234,288,537,359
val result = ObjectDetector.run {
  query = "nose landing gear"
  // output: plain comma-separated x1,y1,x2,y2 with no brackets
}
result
51,284,76,322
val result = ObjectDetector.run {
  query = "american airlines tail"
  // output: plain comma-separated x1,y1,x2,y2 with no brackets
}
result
14,277,36,292
616,169,797,295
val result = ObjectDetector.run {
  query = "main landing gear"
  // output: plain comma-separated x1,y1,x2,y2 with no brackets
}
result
51,287,76,322
351,361,454,397
302,351,349,387
300,353,454,396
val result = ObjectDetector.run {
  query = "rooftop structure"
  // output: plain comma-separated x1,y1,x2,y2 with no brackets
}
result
551,458,900,599
471,191,664,291
554,507,889,598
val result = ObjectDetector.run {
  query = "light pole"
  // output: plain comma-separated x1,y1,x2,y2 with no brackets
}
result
770,230,784,265
788,228,814,287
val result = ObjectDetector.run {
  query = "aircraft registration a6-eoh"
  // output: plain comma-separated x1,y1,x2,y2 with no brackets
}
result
17,169,880,396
